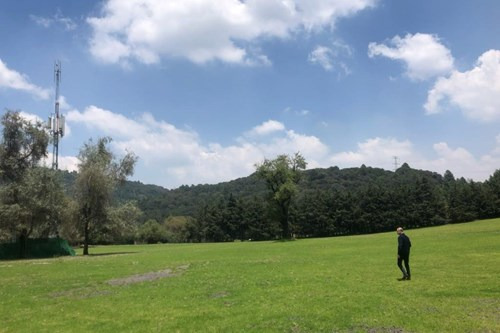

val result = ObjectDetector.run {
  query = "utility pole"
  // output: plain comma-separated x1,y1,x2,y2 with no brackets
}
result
48,61,65,170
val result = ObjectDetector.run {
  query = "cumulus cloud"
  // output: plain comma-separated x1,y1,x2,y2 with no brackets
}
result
418,142,500,181
41,153,80,172
66,107,331,187
368,33,454,81
87,0,375,66
0,58,50,99
18,111,44,124
425,49,500,122
245,120,285,137
65,106,499,187
330,137,414,168
329,136,500,181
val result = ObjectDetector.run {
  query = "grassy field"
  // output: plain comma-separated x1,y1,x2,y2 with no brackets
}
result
1,219,499,332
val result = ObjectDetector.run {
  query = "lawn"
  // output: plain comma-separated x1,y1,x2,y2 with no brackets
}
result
1,218,499,332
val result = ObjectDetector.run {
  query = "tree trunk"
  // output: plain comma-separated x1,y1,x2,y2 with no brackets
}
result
280,204,291,239
19,229,27,259
83,221,89,255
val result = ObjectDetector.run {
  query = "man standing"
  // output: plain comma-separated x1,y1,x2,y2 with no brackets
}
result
396,227,411,281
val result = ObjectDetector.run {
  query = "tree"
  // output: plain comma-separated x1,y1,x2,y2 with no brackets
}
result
164,216,195,243
0,111,61,256
0,111,48,183
137,219,167,244
74,137,137,255
98,201,143,244
256,152,306,239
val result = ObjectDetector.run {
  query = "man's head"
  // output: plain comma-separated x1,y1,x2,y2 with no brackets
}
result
397,227,404,235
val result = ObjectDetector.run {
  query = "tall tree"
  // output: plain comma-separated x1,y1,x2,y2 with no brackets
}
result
0,111,48,183
0,111,59,256
74,137,137,255
256,152,306,239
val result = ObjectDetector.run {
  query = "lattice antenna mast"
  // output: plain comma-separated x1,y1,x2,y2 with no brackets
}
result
49,61,65,170
393,156,399,172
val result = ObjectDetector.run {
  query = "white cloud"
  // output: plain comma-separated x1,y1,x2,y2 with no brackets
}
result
0,58,50,99
425,49,500,122
58,96,72,111
330,137,413,168
65,106,500,187
30,15,52,28
329,136,500,181
308,41,353,74
30,10,77,31
283,106,311,116
87,0,375,66
309,46,335,71
42,154,80,173
418,142,500,181
66,107,330,188
246,120,285,137
18,111,43,124
368,33,454,81
66,105,147,138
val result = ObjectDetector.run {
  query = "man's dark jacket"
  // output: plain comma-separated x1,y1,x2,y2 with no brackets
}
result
398,233,411,256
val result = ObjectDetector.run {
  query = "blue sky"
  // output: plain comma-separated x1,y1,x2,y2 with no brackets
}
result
1,0,499,189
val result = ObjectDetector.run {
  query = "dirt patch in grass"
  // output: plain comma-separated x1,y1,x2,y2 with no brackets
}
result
348,325,409,333
50,287,113,299
107,264,190,286
49,264,190,299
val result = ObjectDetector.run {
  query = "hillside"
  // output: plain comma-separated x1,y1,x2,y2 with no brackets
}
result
58,163,448,220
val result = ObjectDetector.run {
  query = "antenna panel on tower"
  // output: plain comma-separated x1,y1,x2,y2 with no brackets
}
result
59,115,65,137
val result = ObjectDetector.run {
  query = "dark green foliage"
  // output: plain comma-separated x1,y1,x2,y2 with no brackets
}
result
54,162,500,243
137,219,167,244
0,111,69,256
0,111,49,183
256,153,307,239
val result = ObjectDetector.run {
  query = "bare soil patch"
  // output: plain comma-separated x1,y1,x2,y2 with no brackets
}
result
107,264,190,286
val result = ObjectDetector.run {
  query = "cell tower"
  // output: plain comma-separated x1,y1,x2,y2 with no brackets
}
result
48,61,65,170
393,156,400,171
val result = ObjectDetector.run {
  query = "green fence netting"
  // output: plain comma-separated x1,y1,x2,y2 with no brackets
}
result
0,238,76,260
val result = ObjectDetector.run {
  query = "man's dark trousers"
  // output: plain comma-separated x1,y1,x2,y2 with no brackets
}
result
398,254,410,278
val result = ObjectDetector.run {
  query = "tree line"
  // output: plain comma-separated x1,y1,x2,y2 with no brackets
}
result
162,166,499,242
100,155,500,244
1,110,499,252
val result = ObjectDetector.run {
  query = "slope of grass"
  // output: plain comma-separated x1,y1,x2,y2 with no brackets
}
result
1,219,499,332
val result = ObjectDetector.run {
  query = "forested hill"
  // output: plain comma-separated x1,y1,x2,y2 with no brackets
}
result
58,163,496,225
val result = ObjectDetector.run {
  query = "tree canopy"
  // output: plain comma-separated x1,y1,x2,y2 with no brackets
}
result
74,137,137,255
256,153,307,239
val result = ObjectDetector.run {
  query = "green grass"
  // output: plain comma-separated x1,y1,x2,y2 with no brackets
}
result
1,219,499,332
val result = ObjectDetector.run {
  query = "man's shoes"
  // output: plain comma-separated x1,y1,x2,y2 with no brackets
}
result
406,276,411,281
397,277,407,281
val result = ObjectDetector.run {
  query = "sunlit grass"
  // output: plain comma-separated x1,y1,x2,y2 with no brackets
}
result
1,218,499,332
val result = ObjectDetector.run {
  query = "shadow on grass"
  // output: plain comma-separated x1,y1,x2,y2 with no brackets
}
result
273,238,297,243
85,252,138,257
